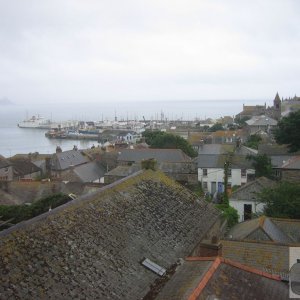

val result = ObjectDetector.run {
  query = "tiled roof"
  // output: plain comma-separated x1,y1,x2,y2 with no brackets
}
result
118,148,191,163
0,170,220,299
156,257,288,300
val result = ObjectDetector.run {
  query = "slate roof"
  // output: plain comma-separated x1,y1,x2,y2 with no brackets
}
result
230,176,275,200
246,115,278,126
227,216,295,244
118,148,191,163
271,155,295,168
156,257,288,300
198,144,234,155
271,218,300,243
197,144,256,169
9,158,41,176
198,154,253,169
73,161,106,182
258,144,300,155
0,170,220,299
51,150,89,171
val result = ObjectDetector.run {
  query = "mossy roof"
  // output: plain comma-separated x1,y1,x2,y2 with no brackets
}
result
0,170,220,299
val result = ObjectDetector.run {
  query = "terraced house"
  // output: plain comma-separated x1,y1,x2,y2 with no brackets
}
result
197,144,256,195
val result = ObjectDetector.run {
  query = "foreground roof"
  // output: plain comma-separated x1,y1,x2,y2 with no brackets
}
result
0,170,220,299
156,257,288,300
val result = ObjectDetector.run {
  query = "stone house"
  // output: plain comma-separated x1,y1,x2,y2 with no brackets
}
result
272,156,300,183
117,148,197,184
245,115,278,135
9,158,42,181
47,149,89,179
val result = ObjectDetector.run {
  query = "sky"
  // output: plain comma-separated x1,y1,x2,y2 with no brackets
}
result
0,0,300,104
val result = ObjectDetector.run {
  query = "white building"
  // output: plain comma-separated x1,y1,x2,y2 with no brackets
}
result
198,144,256,194
229,177,275,222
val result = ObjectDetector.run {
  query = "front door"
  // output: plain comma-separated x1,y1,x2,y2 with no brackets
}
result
218,182,223,193
244,204,252,221
211,182,216,194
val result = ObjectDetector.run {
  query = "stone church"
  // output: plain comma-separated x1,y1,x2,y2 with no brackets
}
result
236,93,281,121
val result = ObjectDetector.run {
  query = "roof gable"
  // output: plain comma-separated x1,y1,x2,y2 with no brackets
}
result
228,216,294,244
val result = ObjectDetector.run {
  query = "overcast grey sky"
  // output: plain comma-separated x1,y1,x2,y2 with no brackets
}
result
1,0,299,104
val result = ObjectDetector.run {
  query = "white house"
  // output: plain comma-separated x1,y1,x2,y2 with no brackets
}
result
229,177,275,222
198,144,256,194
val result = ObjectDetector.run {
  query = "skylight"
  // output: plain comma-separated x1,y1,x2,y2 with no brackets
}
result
141,258,166,276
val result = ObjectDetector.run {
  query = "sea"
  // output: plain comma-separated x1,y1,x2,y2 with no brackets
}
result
0,99,270,158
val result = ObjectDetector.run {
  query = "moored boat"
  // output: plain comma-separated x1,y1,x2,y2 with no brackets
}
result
18,115,55,129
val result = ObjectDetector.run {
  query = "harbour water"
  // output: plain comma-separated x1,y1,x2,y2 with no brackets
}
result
0,99,269,157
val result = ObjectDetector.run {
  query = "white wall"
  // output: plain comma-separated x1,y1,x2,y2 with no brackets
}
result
230,199,265,222
198,167,255,194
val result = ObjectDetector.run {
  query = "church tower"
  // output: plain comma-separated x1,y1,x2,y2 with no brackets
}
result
273,92,281,120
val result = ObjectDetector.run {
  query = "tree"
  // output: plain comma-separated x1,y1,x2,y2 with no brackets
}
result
275,110,300,152
244,134,262,150
208,123,224,132
247,154,273,178
258,182,300,219
142,130,197,157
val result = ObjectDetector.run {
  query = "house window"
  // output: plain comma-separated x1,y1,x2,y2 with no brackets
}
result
203,169,208,176
241,169,246,177
274,169,281,179
203,182,208,189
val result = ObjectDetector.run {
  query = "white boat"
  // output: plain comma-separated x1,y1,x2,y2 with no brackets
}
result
18,115,55,129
